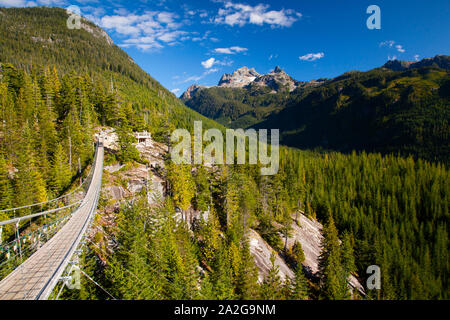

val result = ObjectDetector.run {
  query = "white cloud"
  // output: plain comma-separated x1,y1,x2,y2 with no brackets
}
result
388,55,398,61
121,36,163,51
269,54,278,60
414,54,420,61
171,88,180,94
98,11,190,50
214,2,301,28
380,41,406,53
380,40,395,48
180,68,220,84
201,57,216,69
113,8,129,16
183,75,203,82
299,52,324,62
192,31,211,42
101,15,141,36
0,0,62,6
0,0,27,6
206,67,219,74
214,46,247,54
158,30,188,42
395,44,405,53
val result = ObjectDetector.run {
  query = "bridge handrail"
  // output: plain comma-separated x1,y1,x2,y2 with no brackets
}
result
0,141,99,215
0,200,82,227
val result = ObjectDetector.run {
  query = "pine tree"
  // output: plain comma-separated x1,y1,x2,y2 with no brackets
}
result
292,241,305,265
0,154,12,210
318,213,347,300
199,208,221,264
50,143,71,194
290,265,309,300
341,233,356,276
193,165,211,212
166,163,195,222
14,125,48,209
234,240,260,299
210,244,234,300
260,253,284,300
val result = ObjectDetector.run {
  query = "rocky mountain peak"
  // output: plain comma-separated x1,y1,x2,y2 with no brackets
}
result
252,66,299,92
273,66,283,73
181,66,305,98
218,66,261,88
180,84,208,100
382,59,415,71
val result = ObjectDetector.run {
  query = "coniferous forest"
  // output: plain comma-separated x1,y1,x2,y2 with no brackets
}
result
0,6,448,301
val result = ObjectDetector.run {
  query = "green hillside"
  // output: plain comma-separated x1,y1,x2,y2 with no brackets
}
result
257,66,450,164
0,6,221,135
183,85,292,128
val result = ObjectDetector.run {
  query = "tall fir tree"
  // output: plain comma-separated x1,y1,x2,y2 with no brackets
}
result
260,253,284,300
318,213,348,300
0,154,12,210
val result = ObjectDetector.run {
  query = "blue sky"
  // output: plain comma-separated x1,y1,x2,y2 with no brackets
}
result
1,0,450,96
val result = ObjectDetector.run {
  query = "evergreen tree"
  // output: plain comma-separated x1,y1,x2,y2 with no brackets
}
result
50,143,71,194
234,240,260,299
166,163,195,222
0,154,12,210
14,125,48,209
318,213,347,300
290,265,309,300
292,241,305,266
260,253,284,300
210,244,235,300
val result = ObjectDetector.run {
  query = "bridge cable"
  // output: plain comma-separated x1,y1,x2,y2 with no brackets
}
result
79,269,116,300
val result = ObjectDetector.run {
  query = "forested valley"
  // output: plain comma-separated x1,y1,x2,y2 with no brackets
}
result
0,7,448,301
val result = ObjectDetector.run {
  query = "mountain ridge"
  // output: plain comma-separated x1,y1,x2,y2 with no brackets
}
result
182,55,450,99
182,55,450,164
181,65,322,100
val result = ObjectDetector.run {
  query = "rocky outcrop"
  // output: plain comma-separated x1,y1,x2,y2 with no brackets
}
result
248,229,295,283
218,66,260,88
96,127,119,151
281,213,323,276
279,212,365,295
181,84,209,100
99,127,168,211
252,66,301,92
81,20,114,46
134,138,168,169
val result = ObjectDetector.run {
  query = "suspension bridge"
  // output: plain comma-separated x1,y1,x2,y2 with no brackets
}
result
0,138,104,300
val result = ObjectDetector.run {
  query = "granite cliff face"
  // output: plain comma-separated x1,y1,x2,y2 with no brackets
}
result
251,66,301,92
180,84,209,100
217,66,261,88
